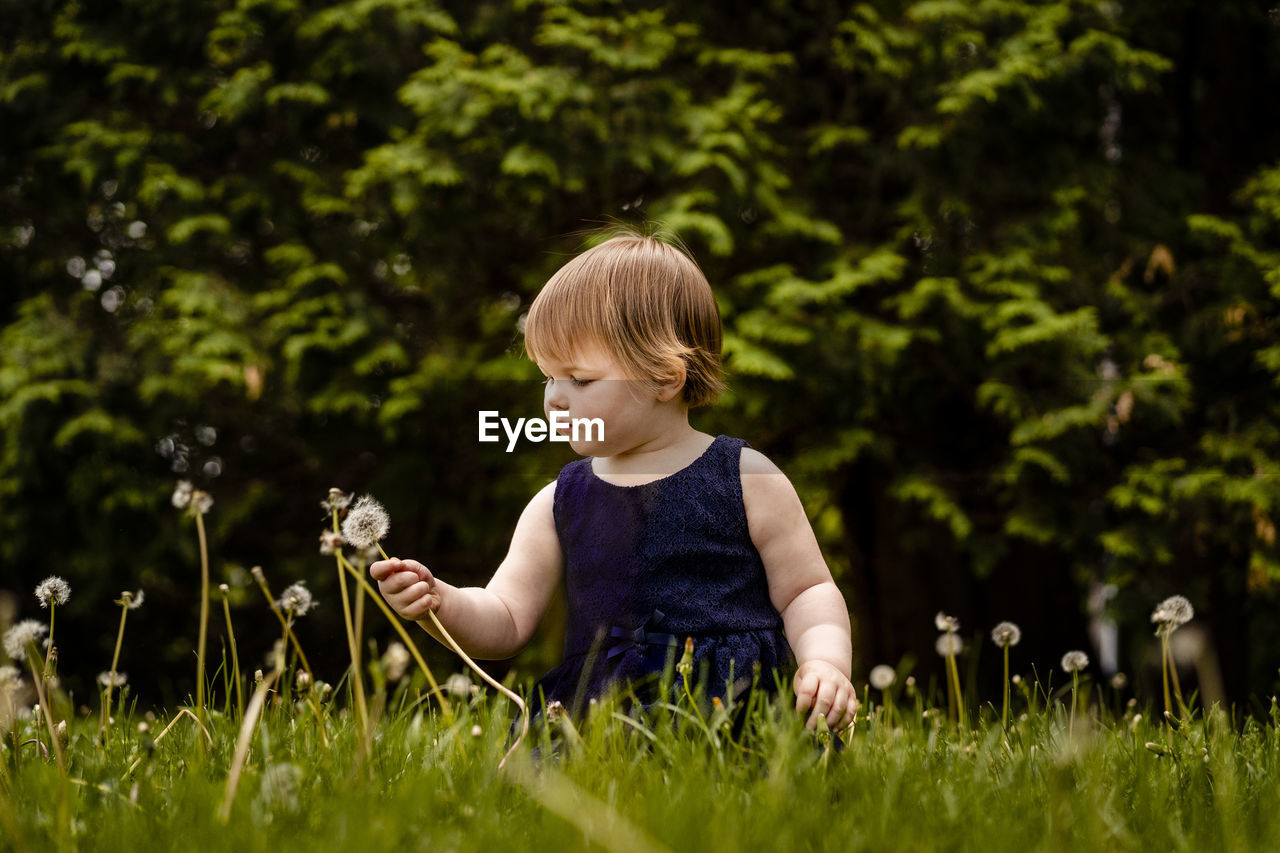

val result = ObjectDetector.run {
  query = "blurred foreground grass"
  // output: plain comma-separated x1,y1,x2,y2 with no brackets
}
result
4,675,1280,853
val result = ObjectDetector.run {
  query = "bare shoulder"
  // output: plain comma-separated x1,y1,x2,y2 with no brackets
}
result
739,446,800,512
516,480,558,538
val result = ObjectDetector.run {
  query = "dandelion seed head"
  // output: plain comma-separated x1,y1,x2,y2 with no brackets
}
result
3,620,48,659
1110,672,1128,690
935,611,960,632
935,633,964,657
97,671,127,688
257,763,304,815
381,642,410,682
341,495,390,550
1060,650,1089,673
470,724,483,737
321,488,352,513
118,589,145,610
295,670,311,691
869,665,896,690
172,480,193,509
191,490,213,515
990,621,1022,648
34,576,71,608
277,582,314,617
318,529,344,556
0,665,20,689
1151,595,1194,631
444,673,473,698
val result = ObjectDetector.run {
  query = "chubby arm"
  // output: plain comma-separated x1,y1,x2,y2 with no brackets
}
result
741,448,856,728
370,481,562,660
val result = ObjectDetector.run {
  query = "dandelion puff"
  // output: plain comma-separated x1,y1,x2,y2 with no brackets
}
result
321,488,352,513
1061,650,1089,672
0,665,20,689
172,480,193,509
97,671,127,688
35,576,71,608
935,611,960,632
191,490,213,515
128,589,145,610
341,495,390,551
990,621,1022,648
318,529,344,556
3,620,48,659
935,634,964,656
869,665,896,690
1151,595,1194,632
277,582,314,618
381,642,410,682
444,673,473,698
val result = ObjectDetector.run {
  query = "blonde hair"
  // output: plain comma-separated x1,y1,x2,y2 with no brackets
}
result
524,230,726,407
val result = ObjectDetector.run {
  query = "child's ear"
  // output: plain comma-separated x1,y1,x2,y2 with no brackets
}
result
656,364,686,403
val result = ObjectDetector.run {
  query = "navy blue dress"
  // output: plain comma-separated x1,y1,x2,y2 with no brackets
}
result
532,434,794,713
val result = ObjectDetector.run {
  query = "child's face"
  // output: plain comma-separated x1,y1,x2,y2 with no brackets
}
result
537,340,667,457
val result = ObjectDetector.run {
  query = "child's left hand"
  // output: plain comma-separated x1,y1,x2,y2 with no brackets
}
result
793,660,857,730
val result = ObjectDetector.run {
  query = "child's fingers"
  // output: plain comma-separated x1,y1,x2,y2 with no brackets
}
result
825,683,854,727
369,558,405,581
400,586,441,619
793,669,820,714
379,570,420,595
806,679,839,729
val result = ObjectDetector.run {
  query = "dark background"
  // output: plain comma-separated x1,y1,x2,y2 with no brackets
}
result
2,0,1278,713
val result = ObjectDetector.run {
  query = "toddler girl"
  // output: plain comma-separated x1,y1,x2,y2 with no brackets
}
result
371,231,857,728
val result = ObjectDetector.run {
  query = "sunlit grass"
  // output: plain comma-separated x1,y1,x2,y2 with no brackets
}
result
4,488,1278,851
3,672,1280,852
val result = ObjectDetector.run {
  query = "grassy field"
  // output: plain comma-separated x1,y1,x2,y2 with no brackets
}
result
4,502,1277,851
3,667,1279,853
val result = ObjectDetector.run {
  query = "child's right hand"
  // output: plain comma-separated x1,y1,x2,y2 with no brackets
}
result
370,557,441,621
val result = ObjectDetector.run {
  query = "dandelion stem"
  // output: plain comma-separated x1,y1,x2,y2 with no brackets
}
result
122,708,211,780
1002,643,1010,732
100,601,130,743
194,511,210,720
24,645,65,776
338,553,453,722
332,510,370,735
221,590,243,719
1069,670,1079,737
944,629,964,726
1160,631,1173,722
249,569,317,684
43,603,57,674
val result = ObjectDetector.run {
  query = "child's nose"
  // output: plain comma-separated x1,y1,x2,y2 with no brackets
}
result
544,379,569,412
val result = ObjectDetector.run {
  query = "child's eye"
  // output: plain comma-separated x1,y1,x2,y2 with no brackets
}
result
570,378,593,388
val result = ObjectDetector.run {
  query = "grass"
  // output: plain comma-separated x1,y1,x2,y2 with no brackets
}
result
3,669,1280,852
5,500,1275,850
